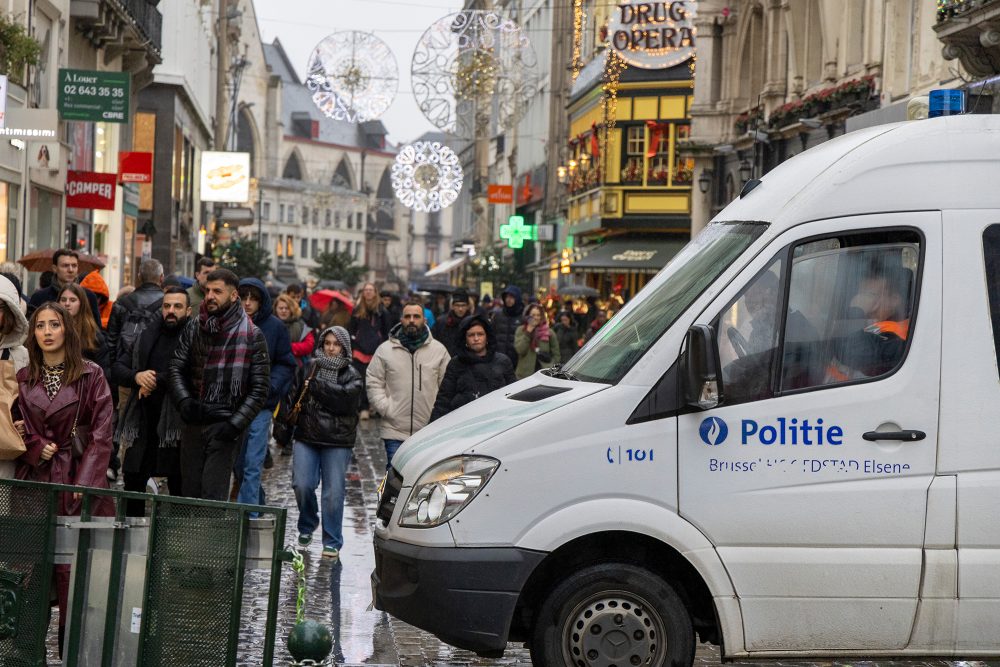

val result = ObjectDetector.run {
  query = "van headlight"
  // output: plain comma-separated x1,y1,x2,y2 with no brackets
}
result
399,456,499,528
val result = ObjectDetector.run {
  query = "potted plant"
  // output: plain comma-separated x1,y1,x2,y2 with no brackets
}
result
0,14,40,87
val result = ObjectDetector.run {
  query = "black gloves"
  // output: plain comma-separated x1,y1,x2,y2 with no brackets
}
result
204,421,241,442
178,399,201,424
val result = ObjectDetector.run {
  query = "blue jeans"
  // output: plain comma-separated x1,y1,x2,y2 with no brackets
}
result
292,441,353,550
383,439,404,470
236,410,272,507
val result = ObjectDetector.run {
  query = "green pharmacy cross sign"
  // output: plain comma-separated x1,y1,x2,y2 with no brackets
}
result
500,215,538,249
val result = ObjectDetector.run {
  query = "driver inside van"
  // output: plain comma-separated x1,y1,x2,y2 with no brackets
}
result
827,265,912,381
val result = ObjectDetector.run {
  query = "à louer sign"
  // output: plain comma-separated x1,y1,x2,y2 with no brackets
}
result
609,1,697,70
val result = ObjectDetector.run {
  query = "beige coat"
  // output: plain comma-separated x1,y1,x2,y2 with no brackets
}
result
0,274,28,479
366,328,451,442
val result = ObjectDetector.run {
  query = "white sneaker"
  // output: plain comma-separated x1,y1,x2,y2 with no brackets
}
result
146,478,159,495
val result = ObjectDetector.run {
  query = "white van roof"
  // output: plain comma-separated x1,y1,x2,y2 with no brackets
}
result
715,114,1000,228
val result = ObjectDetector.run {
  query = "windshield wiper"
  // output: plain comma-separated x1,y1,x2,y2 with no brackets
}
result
545,365,579,381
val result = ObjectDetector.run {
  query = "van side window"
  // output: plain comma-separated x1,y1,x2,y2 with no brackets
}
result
715,258,784,405
982,226,1000,371
779,236,920,392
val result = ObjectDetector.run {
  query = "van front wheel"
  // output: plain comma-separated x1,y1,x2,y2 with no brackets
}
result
530,563,694,667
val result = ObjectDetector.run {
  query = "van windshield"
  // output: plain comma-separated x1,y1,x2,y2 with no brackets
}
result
560,221,769,384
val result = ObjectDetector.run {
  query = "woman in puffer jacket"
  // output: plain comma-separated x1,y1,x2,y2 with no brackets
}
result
280,326,363,562
430,315,515,422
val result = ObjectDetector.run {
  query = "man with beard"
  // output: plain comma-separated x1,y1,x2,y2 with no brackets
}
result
431,289,470,358
366,300,450,468
111,287,191,515
168,269,270,500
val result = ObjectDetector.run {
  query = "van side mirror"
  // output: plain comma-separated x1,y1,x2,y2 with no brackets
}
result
683,324,722,410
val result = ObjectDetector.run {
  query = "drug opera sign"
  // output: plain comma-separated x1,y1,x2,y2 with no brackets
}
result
609,1,697,70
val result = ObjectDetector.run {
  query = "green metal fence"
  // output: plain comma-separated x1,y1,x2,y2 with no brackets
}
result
0,478,289,667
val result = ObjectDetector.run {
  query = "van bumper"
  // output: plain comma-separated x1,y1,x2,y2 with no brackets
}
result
372,535,547,656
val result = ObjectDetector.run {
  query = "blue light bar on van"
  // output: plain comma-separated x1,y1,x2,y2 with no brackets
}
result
928,89,965,118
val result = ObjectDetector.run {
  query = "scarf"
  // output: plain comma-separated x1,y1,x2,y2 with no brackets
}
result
197,300,256,402
313,326,352,382
528,320,551,351
391,322,429,353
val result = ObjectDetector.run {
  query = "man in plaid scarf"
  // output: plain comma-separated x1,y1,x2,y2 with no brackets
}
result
168,268,271,500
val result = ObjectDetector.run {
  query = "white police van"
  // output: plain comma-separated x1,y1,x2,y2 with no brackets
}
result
372,113,1000,664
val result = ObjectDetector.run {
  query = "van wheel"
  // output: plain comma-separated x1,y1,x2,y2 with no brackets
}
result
529,563,694,667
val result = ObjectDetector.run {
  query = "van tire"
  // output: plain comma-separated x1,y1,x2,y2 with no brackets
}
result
529,563,694,667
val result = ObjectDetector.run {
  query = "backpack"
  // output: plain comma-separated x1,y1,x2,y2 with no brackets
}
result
118,297,162,355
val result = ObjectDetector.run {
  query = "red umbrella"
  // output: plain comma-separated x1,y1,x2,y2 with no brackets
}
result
18,249,105,274
309,289,354,313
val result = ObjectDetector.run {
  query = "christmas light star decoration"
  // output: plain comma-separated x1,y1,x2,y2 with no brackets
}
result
306,31,399,123
411,10,538,139
391,141,464,212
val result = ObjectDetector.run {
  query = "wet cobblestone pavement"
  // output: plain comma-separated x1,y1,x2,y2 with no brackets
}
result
44,419,1000,666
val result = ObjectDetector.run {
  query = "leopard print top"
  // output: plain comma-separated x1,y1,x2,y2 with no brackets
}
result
41,362,64,400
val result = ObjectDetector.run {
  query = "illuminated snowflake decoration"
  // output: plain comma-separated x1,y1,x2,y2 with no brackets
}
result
305,31,399,123
391,142,464,212
412,11,538,139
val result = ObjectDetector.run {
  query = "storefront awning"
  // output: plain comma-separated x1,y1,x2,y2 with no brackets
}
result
572,237,687,274
423,254,467,278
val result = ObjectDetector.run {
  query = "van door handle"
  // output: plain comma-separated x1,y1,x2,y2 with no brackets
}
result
862,430,926,442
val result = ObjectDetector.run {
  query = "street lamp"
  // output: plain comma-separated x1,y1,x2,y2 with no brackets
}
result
738,159,753,183
697,169,714,194
557,165,568,183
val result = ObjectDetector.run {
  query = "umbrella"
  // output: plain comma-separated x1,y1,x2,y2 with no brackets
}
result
309,289,354,313
558,285,600,298
316,279,348,291
18,249,105,274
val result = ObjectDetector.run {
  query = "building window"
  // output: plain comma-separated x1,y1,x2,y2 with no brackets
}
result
427,244,438,267
345,241,352,256
324,239,330,253
347,212,353,229
312,208,318,226
648,124,671,185
623,126,644,183
261,233,269,249
334,239,340,253
301,237,308,258
356,212,364,230
302,206,309,225
325,209,331,226
275,237,283,258
312,239,319,257
262,202,271,221
279,203,285,222
286,236,295,258
335,211,341,228
672,124,694,186
356,241,362,260
288,205,296,223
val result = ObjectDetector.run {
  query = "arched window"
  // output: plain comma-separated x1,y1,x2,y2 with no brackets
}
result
373,168,394,229
737,4,766,106
332,157,354,189
282,152,303,180
236,107,257,176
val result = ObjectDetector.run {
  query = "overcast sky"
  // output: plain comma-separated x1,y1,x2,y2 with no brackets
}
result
253,0,464,145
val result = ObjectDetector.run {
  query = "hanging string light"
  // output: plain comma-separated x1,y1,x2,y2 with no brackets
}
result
572,0,585,81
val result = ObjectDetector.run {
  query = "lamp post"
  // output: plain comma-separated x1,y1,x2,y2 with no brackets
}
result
738,159,753,183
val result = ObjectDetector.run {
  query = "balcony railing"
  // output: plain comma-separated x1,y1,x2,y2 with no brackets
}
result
935,0,1000,77
119,0,162,56
70,0,162,62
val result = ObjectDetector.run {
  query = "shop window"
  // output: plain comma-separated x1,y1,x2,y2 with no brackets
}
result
672,125,694,186
622,126,644,183
648,124,671,186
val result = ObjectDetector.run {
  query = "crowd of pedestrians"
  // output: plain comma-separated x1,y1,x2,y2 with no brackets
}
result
0,248,612,654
